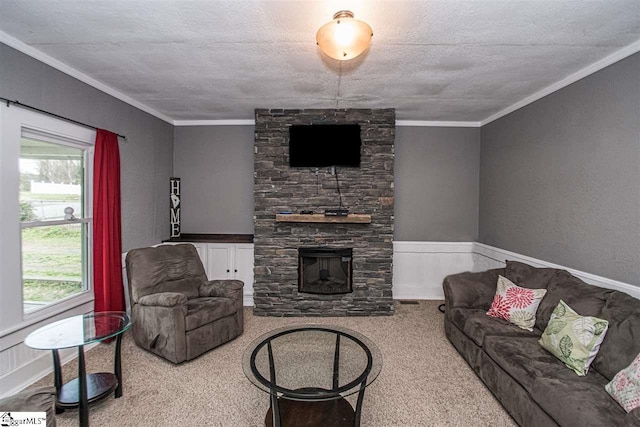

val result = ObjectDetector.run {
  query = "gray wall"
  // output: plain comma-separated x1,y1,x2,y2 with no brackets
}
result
173,126,255,234
479,53,640,285
394,127,480,241
0,43,174,251
172,125,480,239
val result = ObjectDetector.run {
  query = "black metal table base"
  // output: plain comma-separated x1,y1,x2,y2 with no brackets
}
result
248,326,376,427
51,333,125,427
265,392,356,427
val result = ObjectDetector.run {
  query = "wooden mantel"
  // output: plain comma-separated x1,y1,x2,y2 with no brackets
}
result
275,213,372,224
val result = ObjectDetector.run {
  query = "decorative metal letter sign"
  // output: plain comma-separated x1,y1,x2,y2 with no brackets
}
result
170,177,181,238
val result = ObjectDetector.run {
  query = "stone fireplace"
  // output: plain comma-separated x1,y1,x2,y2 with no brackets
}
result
253,108,395,316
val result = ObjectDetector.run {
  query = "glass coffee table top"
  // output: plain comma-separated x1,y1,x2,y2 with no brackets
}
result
242,324,382,401
25,312,131,350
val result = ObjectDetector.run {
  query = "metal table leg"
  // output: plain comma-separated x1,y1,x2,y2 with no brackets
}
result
267,341,281,427
51,350,65,414
114,333,124,398
353,378,368,427
78,345,89,427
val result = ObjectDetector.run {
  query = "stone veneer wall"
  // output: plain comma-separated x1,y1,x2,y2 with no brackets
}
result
253,109,395,316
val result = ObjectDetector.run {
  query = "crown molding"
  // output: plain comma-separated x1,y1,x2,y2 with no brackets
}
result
0,31,174,125
395,120,480,127
480,39,640,126
174,119,481,127
173,119,256,126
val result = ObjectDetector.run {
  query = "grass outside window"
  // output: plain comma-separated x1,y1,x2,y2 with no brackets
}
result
22,224,86,312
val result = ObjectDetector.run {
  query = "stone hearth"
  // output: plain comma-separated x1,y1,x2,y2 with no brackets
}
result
253,108,395,316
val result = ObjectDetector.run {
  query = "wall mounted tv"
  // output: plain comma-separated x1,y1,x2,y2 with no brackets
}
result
289,124,361,167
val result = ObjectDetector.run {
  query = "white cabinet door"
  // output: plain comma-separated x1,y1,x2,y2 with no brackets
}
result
207,245,232,280
234,244,254,295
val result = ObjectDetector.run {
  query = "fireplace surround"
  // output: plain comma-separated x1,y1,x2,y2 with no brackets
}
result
253,108,395,316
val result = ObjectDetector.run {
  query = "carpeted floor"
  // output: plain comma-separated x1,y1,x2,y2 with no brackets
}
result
32,301,516,426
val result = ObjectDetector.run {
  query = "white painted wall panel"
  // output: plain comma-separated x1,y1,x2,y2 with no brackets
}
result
392,242,639,300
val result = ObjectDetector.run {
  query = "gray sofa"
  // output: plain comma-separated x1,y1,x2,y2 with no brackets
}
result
443,260,640,427
126,244,244,364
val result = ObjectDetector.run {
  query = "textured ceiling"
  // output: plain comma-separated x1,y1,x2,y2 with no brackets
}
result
0,1,639,122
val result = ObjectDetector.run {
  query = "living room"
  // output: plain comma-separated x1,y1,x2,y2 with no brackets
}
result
0,1,638,426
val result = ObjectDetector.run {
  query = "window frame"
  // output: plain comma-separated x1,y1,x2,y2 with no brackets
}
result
0,106,96,342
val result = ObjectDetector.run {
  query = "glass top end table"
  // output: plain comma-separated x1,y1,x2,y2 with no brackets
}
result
243,324,382,427
25,311,131,427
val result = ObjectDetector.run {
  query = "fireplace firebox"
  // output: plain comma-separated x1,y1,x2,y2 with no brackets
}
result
298,248,353,294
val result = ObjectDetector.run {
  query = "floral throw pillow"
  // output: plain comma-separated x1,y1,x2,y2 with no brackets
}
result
486,275,547,331
605,352,640,412
539,300,609,376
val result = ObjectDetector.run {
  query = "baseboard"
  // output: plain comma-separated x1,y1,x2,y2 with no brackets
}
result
392,241,639,300
0,342,98,399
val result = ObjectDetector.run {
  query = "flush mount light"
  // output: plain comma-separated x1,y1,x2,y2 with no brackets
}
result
316,10,373,61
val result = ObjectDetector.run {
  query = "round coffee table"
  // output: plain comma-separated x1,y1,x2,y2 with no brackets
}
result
25,312,131,427
242,325,382,427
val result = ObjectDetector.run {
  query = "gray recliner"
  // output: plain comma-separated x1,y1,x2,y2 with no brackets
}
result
125,244,244,363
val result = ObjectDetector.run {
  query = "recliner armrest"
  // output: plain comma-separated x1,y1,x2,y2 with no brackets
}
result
199,280,244,300
443,268,504,311
138,292,187,307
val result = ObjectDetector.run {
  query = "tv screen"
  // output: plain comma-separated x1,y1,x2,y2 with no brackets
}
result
289,124,361,167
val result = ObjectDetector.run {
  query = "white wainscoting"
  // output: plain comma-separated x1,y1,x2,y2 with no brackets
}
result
392,242,476,299
392,241,640,300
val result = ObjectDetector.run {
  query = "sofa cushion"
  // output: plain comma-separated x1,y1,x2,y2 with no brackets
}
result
484,336,609,393
485,335,627,425
538,300,609,376
505,260,557,289
185,297,236,331
627,408,640,426
593,291,640,381
450,308,538,347
534,270,613,331
487,275,547,331
531,376,627,427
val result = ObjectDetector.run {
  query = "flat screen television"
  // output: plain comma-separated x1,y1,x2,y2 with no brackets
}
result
289,124,361,167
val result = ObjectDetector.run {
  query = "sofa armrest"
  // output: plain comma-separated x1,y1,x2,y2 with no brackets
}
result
625,407,640,426
0,387,56,427
199,280,244,300
138,292,187,307
443,268,504,311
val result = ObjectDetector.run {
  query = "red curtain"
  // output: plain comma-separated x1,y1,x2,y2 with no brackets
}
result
93,129,124,313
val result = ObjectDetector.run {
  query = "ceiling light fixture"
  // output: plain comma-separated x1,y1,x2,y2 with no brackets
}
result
316,10,373,61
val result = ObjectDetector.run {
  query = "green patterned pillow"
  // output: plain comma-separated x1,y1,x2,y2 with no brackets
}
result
539,300,609,376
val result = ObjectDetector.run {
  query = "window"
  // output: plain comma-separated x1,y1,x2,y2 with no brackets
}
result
19,135,91,314
0,106,95,332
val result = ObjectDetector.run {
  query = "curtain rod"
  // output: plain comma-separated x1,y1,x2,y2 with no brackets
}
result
0,97,127,140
